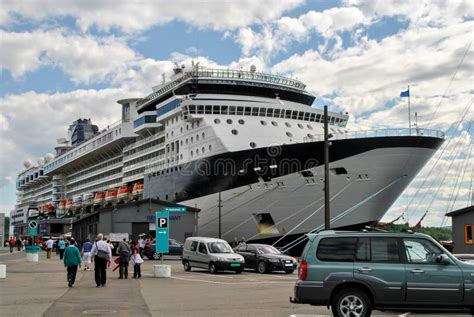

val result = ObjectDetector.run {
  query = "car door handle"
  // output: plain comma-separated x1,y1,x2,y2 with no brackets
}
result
357,267,372,273
410,269,425,274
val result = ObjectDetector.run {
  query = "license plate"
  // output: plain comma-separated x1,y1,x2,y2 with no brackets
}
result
230,263,241,267
285,263,293,267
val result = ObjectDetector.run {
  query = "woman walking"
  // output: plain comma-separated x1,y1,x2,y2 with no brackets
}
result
63,239,81,287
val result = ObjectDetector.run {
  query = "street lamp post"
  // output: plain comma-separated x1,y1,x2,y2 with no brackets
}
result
324,105,331,230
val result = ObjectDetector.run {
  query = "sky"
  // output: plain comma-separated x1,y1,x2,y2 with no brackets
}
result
0,0,473,227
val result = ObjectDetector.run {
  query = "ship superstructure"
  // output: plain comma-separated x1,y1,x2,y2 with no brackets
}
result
14,64,444,242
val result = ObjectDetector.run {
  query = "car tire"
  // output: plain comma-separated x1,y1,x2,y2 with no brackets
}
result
183,260,191,272
331,288,372,317
209,262,218,274
235,269,243,274
152,252,162,260
257,261,267,274
285,269,294,274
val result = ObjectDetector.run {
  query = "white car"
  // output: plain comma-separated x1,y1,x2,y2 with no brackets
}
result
182,237,245,274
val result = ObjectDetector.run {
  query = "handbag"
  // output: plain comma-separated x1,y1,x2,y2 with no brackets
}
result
95,242,109,261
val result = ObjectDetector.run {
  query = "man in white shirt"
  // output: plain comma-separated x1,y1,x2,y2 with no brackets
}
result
90,233,112,288
45,238,54,259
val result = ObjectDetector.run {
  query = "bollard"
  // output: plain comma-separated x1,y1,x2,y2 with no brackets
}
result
153,265,171,278
25,246,41,262
0,264,5,278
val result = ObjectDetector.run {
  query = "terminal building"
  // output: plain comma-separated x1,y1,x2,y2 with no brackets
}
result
447,205,474,254
71,199,199,244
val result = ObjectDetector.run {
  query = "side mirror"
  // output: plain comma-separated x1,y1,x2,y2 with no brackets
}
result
435,254,450,264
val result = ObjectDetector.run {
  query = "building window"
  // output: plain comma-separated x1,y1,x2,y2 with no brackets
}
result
238,119,245,125
231,129,238,135
466,224,474,244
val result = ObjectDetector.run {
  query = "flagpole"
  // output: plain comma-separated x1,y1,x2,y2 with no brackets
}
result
408,85,411,135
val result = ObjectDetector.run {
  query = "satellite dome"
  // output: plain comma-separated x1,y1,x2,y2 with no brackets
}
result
37,157,45,166
250,65,257,73
45,153,55,162
23,160,32,169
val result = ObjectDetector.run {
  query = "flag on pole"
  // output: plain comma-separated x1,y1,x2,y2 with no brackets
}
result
400,89,410,97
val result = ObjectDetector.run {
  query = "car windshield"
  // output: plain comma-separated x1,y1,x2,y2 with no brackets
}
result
207,242,233,253
256,246,280,254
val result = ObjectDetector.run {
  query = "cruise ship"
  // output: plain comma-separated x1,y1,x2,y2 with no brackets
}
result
14,64,444,244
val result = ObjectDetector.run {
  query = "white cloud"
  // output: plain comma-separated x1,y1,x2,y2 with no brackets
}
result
0,29,138,84
1,0,305,33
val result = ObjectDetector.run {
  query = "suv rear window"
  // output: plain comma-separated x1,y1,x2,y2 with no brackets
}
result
355,237,400,262
317,237,357,262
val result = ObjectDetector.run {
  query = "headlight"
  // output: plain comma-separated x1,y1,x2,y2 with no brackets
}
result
268,258,280,263
217,257,228,262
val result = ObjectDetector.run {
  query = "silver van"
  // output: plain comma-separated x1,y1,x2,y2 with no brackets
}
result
182,237,245,274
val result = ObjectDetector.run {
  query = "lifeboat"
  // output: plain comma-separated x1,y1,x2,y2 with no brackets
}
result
104,188,118,204
73,194,83,208
83,192,94,206
132,182,144,200
58,200,66,212
117,186,131,203
44,204,55,214
93,192,105,205
65,199,74,210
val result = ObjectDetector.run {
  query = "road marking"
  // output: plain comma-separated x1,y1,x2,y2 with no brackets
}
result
170,276,294,285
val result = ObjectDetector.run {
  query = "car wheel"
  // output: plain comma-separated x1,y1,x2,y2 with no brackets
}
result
257,261,267,274
285,269,294,274
183,260,191,272
235,268,243,274
152,252,162,260
331,288,372,317
209,262,218,274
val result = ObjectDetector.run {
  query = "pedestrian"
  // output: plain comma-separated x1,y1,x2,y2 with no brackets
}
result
8,237,15,253
58,238,66,260
116,238,131,279
137,236,144,256
130,248,143,279
63,239,81,288
90,233,112,288
82,238,93,271
106,239,114,252
15,238,22,251
45,237,54,259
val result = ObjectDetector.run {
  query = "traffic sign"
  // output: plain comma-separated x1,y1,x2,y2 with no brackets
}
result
155,211,169,253
28,220,39,236
164,207,187,212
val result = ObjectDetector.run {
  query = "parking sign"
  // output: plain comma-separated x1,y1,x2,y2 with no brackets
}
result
155,211,169,253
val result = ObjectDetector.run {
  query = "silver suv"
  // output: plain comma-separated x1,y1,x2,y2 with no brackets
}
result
182,237,245,274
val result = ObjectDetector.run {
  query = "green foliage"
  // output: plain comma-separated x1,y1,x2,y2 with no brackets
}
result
379,223,452,241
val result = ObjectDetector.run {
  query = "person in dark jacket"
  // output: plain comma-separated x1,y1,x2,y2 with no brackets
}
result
116,238,131,279
63,239,82,287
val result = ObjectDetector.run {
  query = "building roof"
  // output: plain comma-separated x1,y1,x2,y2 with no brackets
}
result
446,205,474,217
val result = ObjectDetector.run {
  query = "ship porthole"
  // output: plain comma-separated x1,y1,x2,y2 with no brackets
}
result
250,142,256,148
231,129,238,135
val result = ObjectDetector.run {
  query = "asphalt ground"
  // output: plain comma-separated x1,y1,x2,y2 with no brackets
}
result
0,248,470,317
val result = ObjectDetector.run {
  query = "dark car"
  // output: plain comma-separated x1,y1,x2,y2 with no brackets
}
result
234,243,297,274
145,239,183,260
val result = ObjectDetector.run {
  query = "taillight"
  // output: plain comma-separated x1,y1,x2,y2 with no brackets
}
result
299,260,308,280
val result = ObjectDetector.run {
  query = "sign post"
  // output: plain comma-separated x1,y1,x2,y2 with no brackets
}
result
155,211,169,264
28,220,38,237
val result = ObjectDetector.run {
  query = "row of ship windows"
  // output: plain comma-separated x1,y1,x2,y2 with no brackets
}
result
124,137,165,156
184,105,347,127
67,167,122,192
124,149,165,167
67,157,123,182
45,127,122,172
68,179,122,197
166,121,201,139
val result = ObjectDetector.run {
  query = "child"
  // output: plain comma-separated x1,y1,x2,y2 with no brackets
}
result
130,248,143,278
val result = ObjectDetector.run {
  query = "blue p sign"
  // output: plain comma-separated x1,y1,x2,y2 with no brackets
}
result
155,211,169,253
158,217,168,228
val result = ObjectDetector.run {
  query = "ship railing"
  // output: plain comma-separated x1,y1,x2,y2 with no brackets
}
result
306,128,445,142
123,130,165,152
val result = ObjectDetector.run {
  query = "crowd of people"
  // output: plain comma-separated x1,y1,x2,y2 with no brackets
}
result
8,234,146,288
